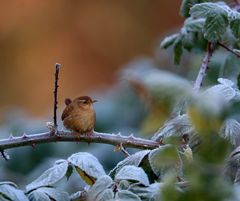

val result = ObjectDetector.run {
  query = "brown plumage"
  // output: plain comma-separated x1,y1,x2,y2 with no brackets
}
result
61,96,97,133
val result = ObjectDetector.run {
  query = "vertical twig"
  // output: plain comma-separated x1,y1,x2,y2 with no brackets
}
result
53,63,61,131
193,42,214,91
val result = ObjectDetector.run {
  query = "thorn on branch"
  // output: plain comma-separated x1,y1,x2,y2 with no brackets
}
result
1,150,10,161
53,63,61,134
22,132,28,139
8,133,14,139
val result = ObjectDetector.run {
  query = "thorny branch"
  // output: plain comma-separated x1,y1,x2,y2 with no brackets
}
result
193,42,214,91
0,131,160,151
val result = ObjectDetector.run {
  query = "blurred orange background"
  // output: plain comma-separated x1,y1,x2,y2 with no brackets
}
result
0,0,182,116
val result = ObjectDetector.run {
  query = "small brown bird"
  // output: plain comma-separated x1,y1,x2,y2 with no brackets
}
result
61,96,97,134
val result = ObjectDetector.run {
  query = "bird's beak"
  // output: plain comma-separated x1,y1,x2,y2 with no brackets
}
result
92,99,98,103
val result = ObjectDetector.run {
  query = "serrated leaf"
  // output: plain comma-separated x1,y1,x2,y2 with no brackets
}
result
173,39,183,65
0,182,17,188
220,119,240,146
203,10,228,42
116,190,141,201
0,184,28,201
28,190,51,201
190,2,228,18
160,34,179,49
95,189,114,201
87,175,112,201
115,165,150,186
68,152,105,185
190,2,229,42
129,182,162,201
151,114,193,141
148,145,182,178
109,150,150,177
26,160,69,192
230,19,240,39
184,17,205,32
37,187,69,201
180,0,191,17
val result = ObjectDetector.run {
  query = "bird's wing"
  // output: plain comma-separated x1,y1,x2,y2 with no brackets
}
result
61,104,74,121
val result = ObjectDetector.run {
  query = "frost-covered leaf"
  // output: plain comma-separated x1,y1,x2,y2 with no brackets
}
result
28,190,51,201
95,189,114,201
123,67,193,105
148,145,182,178
26,160,68,192
151,114,193,141
224,146,240,182
109,150,150,177
180,0,191,17
115,165,150,186
204,81,237,103
184,18,205,32
203,9,228,42
129,182,162,201
68,152,105,185
160,34,179,49
190,2,229,18
230,19,240,39
190,2,229,42
87,175,112,201
0,184,28,201
116,190,141,201
220,119,240,146
39,187,69,201
0,182,17,188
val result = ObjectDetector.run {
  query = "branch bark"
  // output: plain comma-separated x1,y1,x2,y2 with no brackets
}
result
218,42,240,58
193,42,214,91
0,131,161,151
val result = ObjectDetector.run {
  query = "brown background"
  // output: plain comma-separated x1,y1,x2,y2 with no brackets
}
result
0,0,182,116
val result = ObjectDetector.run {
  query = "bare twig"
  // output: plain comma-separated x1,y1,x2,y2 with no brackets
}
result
1,150,10,161
0,131,160,152
53,63,61,131
120,143,130,157
193,42,214,91
218,42,240,58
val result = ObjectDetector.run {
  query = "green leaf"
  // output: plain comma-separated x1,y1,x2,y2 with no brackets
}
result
151,114,193,142
190,2,229,42
87,175,112,201
148,145,182,178
109,150,150,177
68,152,106,185
203,10,228,42
26,160,69,192
116,190,141,201
115,165,150,186
230,19,240,39
184,18,205,32
0,184,28,201
180,0,192,17
160,34,179,49
220,119,240,146
190,2,228,18
173,39,183,65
